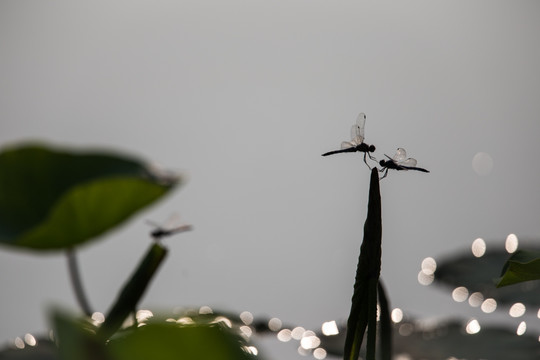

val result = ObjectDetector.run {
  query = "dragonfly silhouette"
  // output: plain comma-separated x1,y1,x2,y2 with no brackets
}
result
146,215,192,241
379,148,429,179
322,113,376,167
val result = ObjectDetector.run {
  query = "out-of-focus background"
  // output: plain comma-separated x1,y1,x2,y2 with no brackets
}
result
1,1,540,358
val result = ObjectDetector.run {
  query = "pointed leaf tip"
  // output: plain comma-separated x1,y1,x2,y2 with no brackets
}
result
497,250,540,287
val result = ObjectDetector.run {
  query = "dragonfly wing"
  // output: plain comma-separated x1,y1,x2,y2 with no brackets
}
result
393,148,407,162
355,112,366,138
348,125,361,145
169,224,193,234
164,213,182,229
350,113,366,144
145,220,161,228
400,158,418,167
341,141,355,149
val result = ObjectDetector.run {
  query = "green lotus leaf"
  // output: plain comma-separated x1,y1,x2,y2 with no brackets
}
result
49,310,258,360
320,319,540,360
497,250,540,287
108,323,256,360
434,244,540,307
0,143,179,250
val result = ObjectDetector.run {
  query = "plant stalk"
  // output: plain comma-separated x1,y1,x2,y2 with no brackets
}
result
97,243,168,340
66,248,93,317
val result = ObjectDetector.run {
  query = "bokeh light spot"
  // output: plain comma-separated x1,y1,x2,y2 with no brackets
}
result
176,317,194,325
418,270,434,286
391,308,404,323
212,316,233,328
505,234,519,253
300,332,321,350
471,238,486,257
313,348,327,359
14,337,24,349
395,355,413,360
421,257,437,275
291,326,305,340
465,319,481,334
136,309,153,323
321,320,339,336
452,287,469,302
240,325,252,338
246,346,258,355
277,329,292,342
472,152,494,176
509,302,526,317
297,346,310,356
468,292,484,307
517,321,527,336
199,306,213,314
267,317,281,331
91,312,105,325
480,298,497,313
240,311,253,325
398,323,414,336
24,334,36,347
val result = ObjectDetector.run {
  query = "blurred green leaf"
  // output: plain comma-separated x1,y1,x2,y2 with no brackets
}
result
50,310,258,360
393,320,540,360
0,143,179,250
108,323,257,360
51,310,109,360
434,245,540,307
497,250,540,287
344,168,382,360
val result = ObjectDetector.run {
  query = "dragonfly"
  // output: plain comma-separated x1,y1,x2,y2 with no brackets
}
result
322,112,376,168
146,215,192,241
379,148,429,179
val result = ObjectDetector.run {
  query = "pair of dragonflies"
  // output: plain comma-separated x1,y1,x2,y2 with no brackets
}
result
322,113,429,179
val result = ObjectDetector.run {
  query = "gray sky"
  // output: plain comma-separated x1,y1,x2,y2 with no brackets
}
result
1,1,540,358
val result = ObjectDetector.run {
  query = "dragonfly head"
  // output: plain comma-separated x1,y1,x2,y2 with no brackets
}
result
368,144,376,152
379,159,386,166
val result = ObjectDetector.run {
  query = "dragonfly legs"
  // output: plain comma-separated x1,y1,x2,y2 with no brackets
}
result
362,153,372,170
362,152,378,170
378,168,389,180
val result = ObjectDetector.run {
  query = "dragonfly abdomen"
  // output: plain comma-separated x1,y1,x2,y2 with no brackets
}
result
403,166,429,173
321,147,357,156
